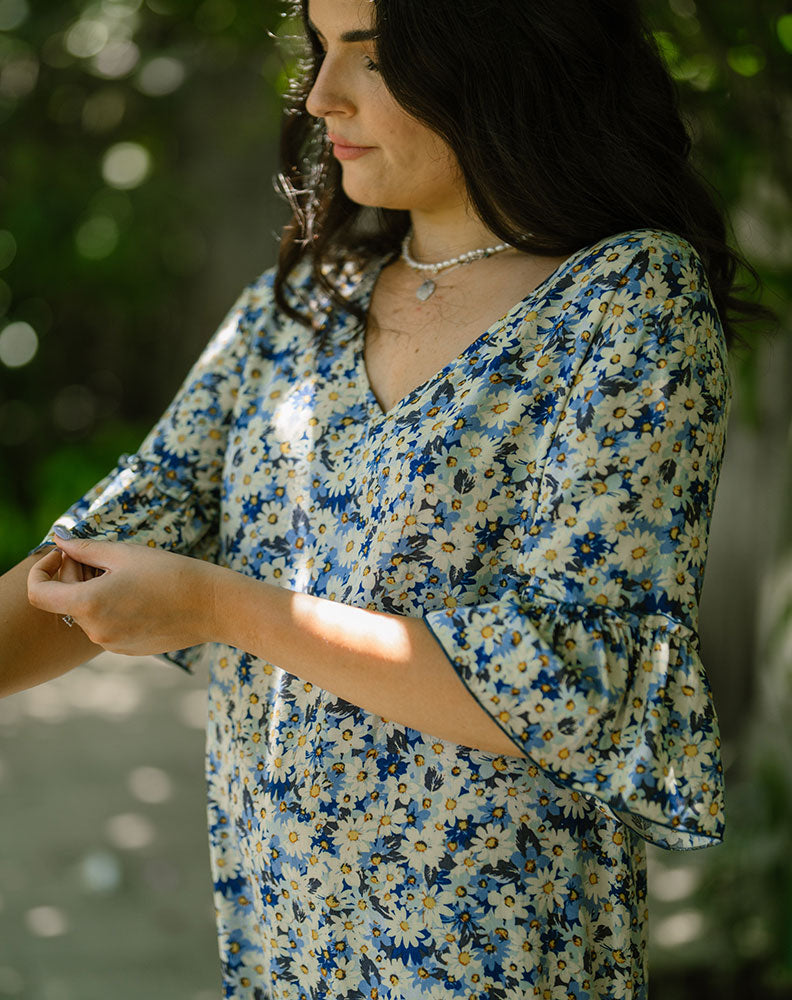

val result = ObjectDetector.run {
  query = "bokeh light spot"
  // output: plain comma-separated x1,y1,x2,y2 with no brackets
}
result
66,671,141,716
128,765,173,804
19,682,69,722
24,906,69,938
0,321,37,368
92,40,140,79
0,54,39,100
778,15,792,54
75,214,119,259
65,19,109,59
651,865,700,902
137,55,185,96
79,849,123,894
105,812,156,850
102,140,151,189
0,0,28,32
0,231,17,270
727,45,766,77
653,909,704,948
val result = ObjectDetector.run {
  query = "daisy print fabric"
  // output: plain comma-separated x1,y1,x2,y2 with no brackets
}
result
37,229,731,1000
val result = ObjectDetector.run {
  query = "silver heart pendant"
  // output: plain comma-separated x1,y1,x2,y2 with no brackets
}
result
416,279,436,301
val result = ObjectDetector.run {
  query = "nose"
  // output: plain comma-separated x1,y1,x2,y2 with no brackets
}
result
305,54,355,120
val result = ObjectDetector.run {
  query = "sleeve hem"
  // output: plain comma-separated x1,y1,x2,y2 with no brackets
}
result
423,613,533,761
423,596,725,852
426,607,721,850
156,649,196,675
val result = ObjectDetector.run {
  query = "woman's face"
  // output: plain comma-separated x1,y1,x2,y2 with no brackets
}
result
305,0,465,217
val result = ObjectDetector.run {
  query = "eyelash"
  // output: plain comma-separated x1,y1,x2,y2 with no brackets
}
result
312,39,379,74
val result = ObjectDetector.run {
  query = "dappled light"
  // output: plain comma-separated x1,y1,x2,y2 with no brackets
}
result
0,0,790,996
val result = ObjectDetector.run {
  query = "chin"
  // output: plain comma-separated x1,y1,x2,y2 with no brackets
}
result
339,172,413,213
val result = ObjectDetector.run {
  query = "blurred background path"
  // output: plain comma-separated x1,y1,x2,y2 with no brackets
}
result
0,654,219,1000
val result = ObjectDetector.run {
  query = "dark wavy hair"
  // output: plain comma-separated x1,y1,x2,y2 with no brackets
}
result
274,0,771,348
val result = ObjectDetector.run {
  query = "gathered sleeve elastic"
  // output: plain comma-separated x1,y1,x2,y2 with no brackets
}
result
425,240,731,849
31,275,272,671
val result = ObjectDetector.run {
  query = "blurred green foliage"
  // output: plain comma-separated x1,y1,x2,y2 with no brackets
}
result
0,1,791,996
0,0,288,564
0,0,789,567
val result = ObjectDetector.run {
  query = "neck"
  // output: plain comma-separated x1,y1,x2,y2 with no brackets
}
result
408,203,503,263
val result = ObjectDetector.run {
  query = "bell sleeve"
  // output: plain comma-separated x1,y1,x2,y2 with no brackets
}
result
31,273,273,672
424,240,731,850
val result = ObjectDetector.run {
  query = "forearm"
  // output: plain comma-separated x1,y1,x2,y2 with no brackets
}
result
0,553,101,698
209,567,526,758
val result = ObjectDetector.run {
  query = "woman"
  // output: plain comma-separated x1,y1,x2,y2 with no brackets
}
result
0,0,758,996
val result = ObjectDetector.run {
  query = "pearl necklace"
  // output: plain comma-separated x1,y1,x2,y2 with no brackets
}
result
400,231,513,301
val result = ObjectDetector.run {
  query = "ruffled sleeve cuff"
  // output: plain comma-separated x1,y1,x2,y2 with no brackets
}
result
424,582,724,851
29,452,219,674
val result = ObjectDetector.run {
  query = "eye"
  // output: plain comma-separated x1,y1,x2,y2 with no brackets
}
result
363,55,380,72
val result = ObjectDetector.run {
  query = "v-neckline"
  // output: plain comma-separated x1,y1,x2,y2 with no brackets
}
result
352,243,586,421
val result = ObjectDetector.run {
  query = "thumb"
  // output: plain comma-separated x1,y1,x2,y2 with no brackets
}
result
53,528,114,570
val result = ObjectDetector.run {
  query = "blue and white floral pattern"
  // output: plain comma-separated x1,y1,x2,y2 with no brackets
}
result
39,229,731,999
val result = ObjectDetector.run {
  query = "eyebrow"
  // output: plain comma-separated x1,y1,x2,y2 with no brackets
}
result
307,19,377,43
340,28,377,42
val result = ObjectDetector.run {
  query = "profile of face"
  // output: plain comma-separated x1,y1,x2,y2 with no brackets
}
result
305,0,464,217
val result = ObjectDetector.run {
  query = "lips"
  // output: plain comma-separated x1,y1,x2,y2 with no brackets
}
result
327,133,375,161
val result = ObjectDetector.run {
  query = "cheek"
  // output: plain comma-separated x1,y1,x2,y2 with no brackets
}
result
382,116,456,176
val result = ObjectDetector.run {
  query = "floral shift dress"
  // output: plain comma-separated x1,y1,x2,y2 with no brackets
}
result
37,228,731,1000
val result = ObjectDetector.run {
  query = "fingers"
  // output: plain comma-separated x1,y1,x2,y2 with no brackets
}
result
59,553,85,584
29,547,62,583
28,548,88,615
54,535,113,571
27,551,65,613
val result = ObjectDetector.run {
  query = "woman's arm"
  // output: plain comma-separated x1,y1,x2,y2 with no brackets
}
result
26,535,525,757
212,565,526,758
0,552,102,698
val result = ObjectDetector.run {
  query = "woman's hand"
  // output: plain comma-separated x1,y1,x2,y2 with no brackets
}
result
24,533,525,755
27,535,219,656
